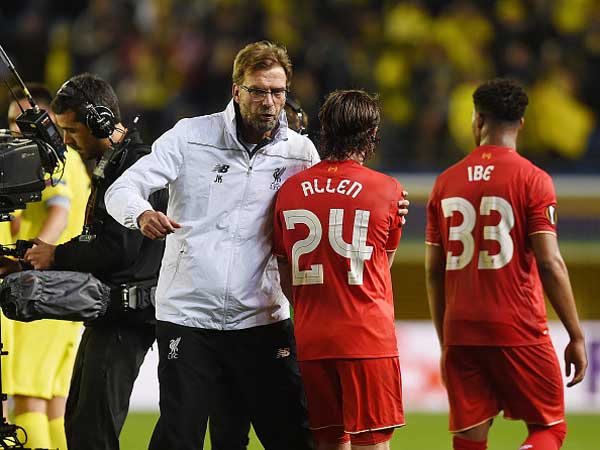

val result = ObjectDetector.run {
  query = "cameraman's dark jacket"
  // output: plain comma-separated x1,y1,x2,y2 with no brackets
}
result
53,129,167,324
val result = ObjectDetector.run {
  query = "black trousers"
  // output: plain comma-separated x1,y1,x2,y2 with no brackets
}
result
209,370,251,450
148,319,314,450
65,322,156,450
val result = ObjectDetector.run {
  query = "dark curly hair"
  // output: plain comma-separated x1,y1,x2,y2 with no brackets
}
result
473,78,528,122
51,73,121,124
318,90,380,161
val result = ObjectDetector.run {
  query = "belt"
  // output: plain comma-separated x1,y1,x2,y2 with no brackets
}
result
117,279,157,310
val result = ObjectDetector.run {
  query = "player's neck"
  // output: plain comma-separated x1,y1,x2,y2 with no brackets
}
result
325,154,364,165
479,132,517,151
348,154,364,165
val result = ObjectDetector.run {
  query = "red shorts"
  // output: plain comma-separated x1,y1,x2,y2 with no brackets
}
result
444,343,565,432
299,357,405,443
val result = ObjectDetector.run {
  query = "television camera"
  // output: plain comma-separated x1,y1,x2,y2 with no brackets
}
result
0,44,67,222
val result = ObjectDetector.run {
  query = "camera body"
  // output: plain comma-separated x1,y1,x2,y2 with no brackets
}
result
0,131,47,221
16,108,66,171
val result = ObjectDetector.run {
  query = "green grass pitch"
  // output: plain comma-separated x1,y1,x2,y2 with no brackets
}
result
120,412,598,449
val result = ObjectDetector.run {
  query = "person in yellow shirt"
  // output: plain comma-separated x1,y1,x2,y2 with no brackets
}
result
5,84,89,450
0,222,13,419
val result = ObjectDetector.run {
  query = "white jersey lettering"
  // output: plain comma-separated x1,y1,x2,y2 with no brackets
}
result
301,181,314,197
467,165,495,182
301,178,363,199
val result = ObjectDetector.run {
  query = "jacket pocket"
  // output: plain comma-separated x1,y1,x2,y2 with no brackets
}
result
159,241,186,294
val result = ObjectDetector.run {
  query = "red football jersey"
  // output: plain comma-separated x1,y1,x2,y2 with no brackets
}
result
273,160,404,361
426,145,558,346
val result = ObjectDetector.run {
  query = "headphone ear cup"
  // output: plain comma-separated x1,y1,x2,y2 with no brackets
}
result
86,105,116,139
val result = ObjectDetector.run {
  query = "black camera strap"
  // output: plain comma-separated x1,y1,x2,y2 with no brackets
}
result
79,135,131,242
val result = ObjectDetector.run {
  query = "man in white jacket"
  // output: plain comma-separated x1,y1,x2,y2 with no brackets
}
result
105,41,317,450
107,41,409,450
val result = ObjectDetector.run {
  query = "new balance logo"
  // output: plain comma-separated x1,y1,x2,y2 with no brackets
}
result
213,164,230,173
276,347,291,358
168,337,181,360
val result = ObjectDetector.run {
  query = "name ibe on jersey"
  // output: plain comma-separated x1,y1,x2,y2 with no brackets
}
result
467,165,495,182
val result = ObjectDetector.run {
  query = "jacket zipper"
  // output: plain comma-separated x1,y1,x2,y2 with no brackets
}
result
222,153,254,328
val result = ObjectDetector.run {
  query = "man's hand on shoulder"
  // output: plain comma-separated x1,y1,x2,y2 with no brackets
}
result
398,190,410,225
138,210,181,240
24,238,56,270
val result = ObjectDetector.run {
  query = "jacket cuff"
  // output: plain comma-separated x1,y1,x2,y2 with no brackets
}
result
123,200,154,230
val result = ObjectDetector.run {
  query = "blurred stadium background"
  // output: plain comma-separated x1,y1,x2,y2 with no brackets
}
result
1,0,599,449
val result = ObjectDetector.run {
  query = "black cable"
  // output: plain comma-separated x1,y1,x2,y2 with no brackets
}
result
2,80,25,115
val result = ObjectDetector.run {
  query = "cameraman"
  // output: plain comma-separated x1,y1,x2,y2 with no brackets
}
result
23,73,167,450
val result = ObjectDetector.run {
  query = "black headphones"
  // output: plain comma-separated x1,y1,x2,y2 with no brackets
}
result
56,79,117,139
285,97,307,135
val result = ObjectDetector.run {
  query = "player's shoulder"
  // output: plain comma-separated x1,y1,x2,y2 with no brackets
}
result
510,152,553,184
42,178,69,195
521,155,551,177
280,160,319,187
360,165,402,192
275,169,306,207
432,154,470,187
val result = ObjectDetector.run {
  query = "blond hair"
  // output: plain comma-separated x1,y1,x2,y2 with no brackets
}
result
232,41,292,88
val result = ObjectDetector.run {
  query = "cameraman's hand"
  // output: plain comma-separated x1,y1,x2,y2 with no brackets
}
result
0,256,22,276
24,238,56,269
138,210,181,240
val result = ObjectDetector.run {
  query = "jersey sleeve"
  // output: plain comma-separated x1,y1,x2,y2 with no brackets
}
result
526,169,557,236
272,191,286,258
385,228,402,251
40,175,74,208
425,179,442,245
385,179,404,250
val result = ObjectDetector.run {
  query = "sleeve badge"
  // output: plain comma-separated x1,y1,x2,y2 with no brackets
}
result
545,205,557,225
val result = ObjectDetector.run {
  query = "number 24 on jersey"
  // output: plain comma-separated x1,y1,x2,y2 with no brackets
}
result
282,209,373,286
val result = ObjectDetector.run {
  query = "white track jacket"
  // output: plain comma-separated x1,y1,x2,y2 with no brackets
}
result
105,101,319,329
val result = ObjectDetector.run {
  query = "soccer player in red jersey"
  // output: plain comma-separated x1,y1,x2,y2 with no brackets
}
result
425,78,588,450
273,90,406,450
